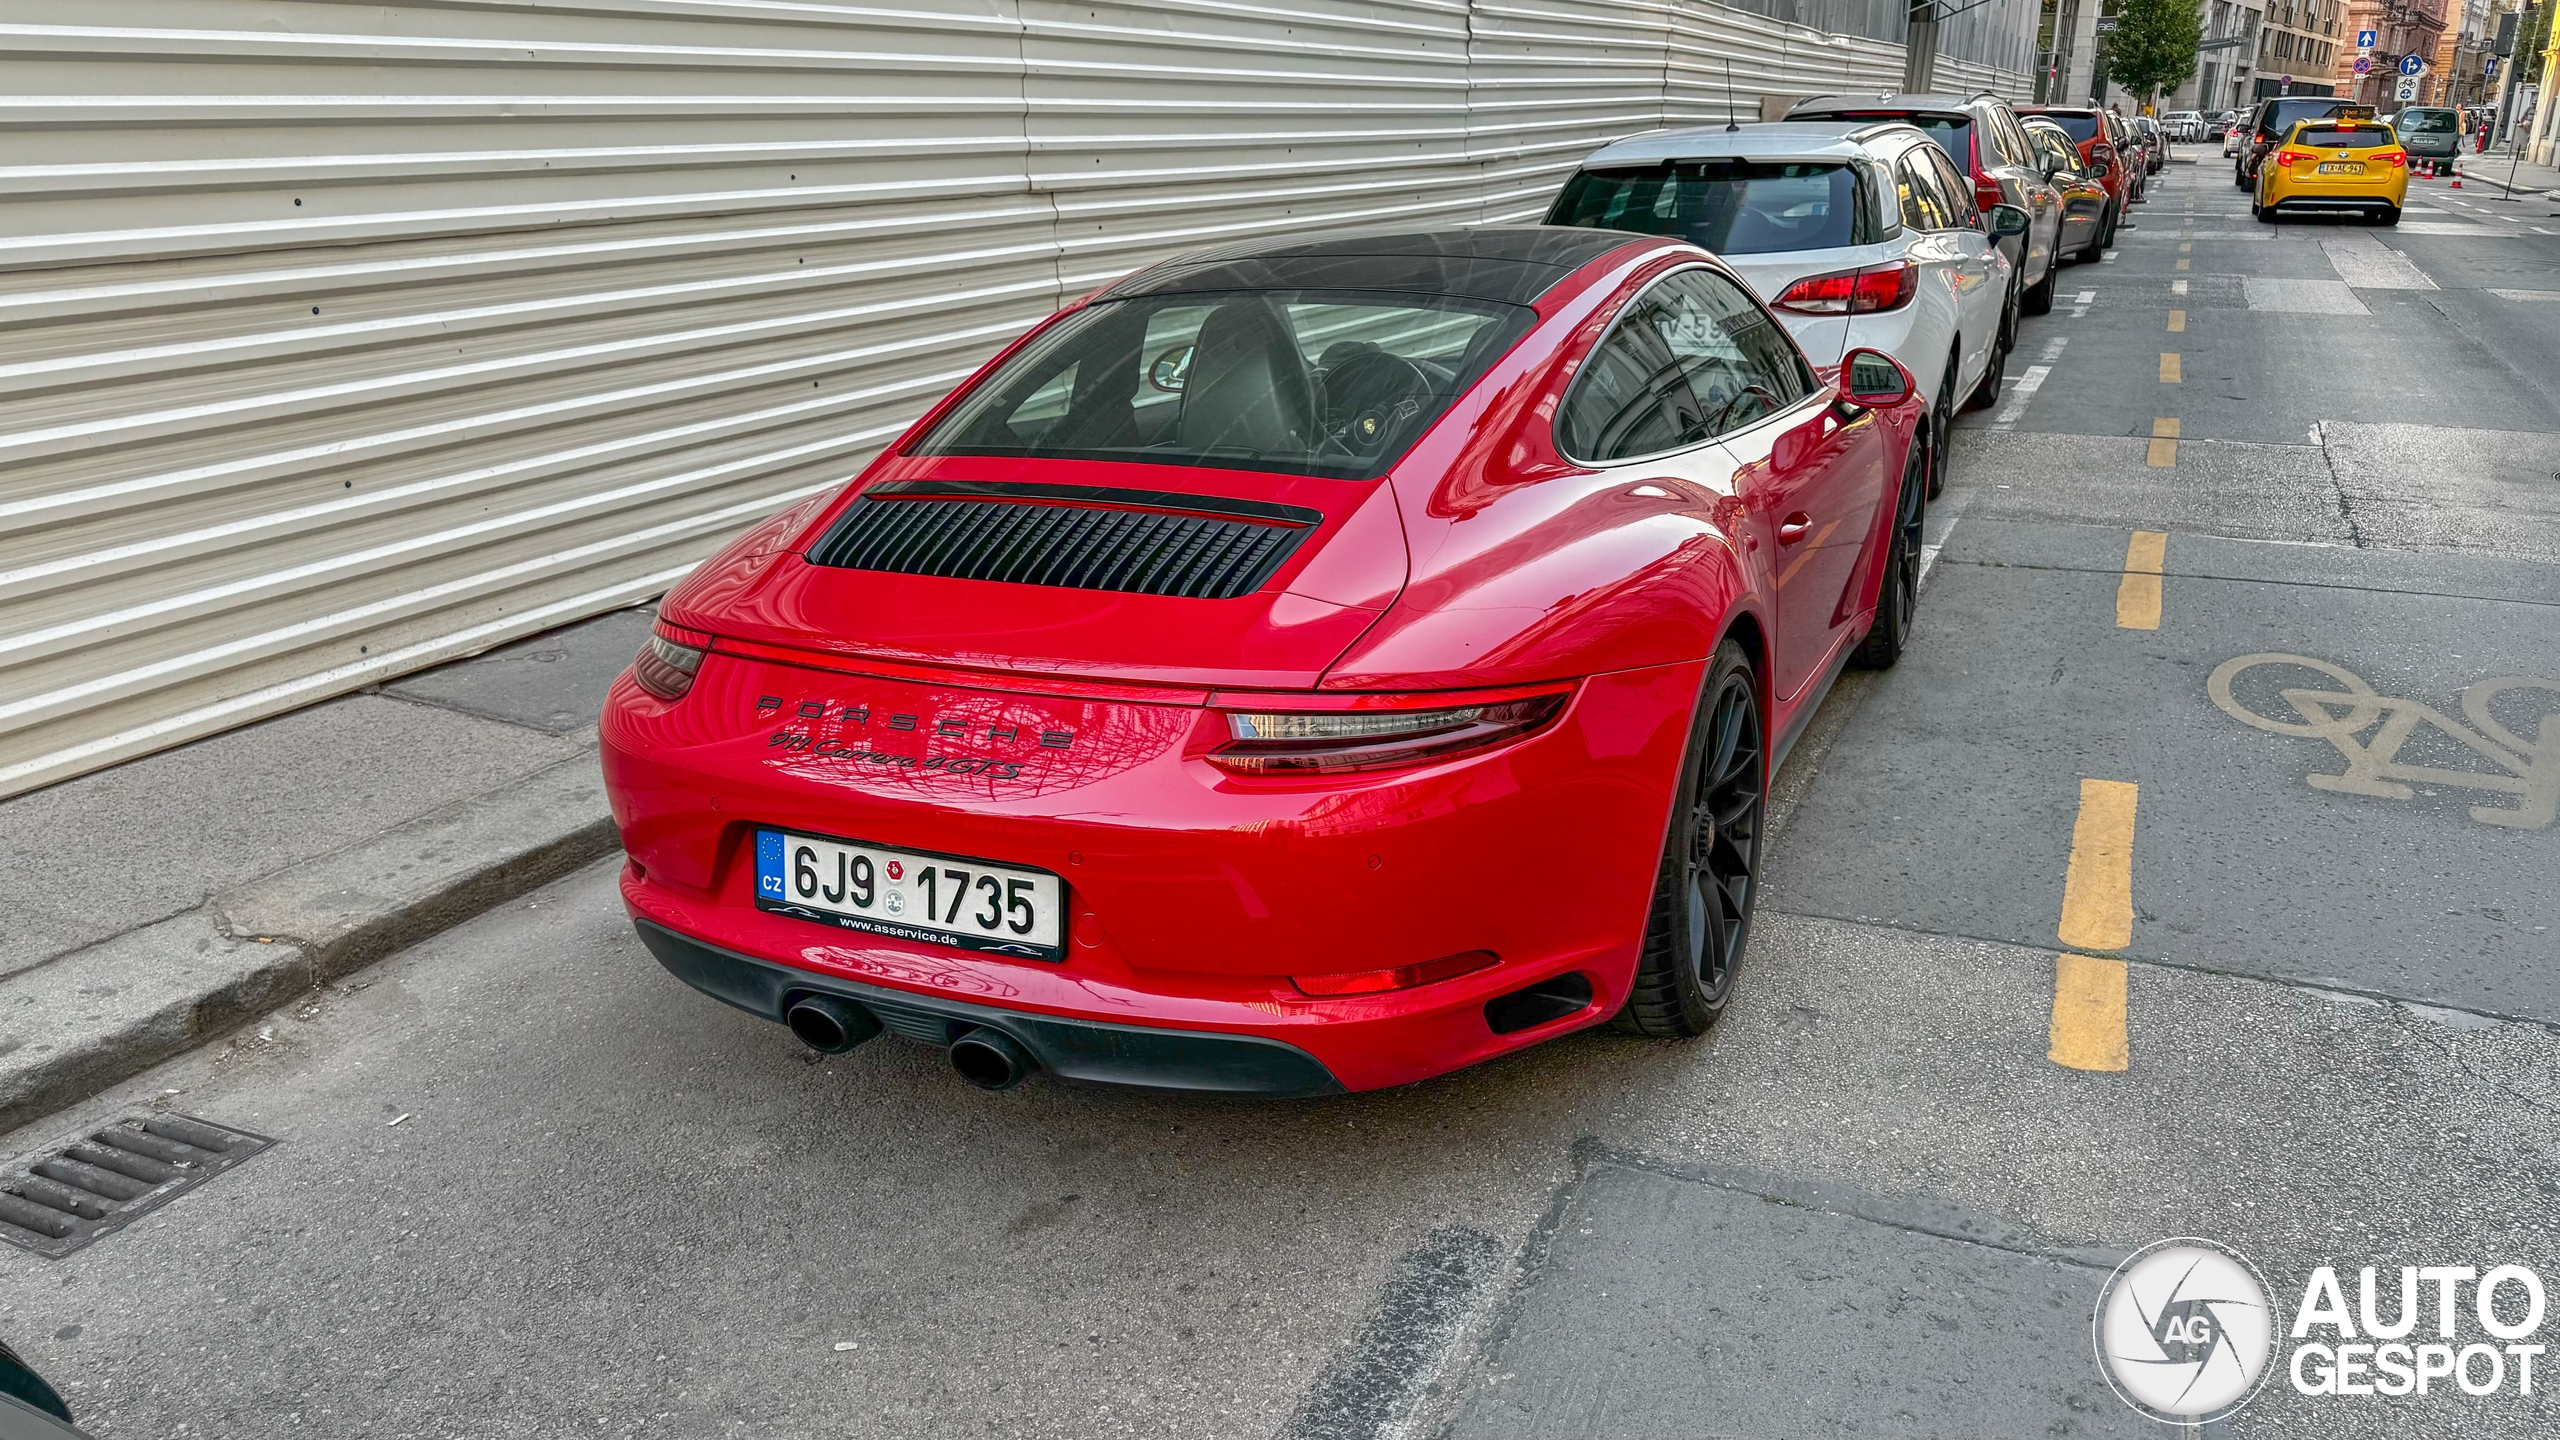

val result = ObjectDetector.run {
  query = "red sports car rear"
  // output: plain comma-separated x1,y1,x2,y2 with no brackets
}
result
601,228,1928,1093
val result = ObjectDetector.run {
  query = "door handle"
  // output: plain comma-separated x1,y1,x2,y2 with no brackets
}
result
1777,513,1813,545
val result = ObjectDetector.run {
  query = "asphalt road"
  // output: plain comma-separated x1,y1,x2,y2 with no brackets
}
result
6,156,2559,1439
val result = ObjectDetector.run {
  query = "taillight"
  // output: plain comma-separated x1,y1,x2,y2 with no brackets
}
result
1207,690,1569,775
1293,951,1498,997
1855,260,1918,311
2276,150,2310,167
1974,175,2004,212
1775,262,1916,315
2379,150,2407,167
632,627,707,702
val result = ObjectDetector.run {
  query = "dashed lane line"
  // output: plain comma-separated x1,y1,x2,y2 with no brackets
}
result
1989,366,2049,428
2146,417,2179,468
2115,530,2166,629
2168,309,2186,332
2059,778,2140,952
2158,352,2181,383
2050,778,2140,1073
2050,954,2131,1072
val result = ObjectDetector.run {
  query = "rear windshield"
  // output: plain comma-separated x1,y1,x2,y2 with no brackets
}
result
2260,100,2351,137
1548,161,1862,255
911,291,1534,480
2040,113,2101,143
2297,125,2393,148
2397,108,2457,133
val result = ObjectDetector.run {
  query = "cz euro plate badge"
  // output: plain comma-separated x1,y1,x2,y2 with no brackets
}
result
755,828,1066,961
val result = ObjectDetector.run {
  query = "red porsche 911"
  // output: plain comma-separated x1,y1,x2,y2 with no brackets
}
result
602,227,1929,1095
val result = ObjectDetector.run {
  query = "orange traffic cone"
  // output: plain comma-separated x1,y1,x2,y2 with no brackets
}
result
2449,171,2462,188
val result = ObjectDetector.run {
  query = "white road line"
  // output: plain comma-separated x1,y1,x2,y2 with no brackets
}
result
2321,235,2437,290
1918,490,1972,590
2039,333,2071,363
2171,279,2188,295
2489,288,2560,301
1988,365,2050,428
2100,249,2120,263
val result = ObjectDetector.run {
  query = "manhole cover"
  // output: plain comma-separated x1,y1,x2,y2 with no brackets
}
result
0,1113,274,1258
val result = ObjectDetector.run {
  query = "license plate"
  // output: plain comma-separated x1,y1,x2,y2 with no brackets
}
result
755,828,1065,960
2319,162,2364,174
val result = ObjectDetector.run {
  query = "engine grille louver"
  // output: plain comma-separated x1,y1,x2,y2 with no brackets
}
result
805,481,1319,601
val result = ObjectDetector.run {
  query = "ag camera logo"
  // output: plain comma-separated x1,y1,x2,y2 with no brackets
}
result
2093,1238,2278,1423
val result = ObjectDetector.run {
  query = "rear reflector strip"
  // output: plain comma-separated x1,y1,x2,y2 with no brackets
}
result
0,1113,274,1258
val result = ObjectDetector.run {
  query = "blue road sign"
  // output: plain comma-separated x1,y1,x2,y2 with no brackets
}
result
2399,54,2424,76
2357,28,2377,48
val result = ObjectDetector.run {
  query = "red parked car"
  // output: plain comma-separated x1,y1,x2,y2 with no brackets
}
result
2016,105,2134,249
602,228,1930,1095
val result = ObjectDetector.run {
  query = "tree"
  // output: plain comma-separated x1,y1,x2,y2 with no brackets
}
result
2522,1,2552,87
2103,0,2206,108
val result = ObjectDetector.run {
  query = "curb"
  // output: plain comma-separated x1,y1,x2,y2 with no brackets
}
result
0,752,617,1135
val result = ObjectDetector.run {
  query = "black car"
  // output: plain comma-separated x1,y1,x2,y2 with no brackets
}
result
1786,91,2066,321
2237,97,2374,187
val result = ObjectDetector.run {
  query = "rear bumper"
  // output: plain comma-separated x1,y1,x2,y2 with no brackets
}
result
634,917,1346,1096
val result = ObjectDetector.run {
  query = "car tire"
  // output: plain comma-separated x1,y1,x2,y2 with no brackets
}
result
1610,639,1763,1040
2376,205,2401,226
2234,164,2250,190
2095,202,2118,253
2022,257,2057,315
1926,358,1955,497
1852,432,1927,671
2255,201,2277,224
1962,326,2006,412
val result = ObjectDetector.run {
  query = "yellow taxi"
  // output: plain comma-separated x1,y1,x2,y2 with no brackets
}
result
2254,117,2408,225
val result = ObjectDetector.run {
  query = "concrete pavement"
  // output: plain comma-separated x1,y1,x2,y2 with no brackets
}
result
0,607,651,1131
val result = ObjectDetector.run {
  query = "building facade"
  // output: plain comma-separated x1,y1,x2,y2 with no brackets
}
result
2258,0,2346,95
2335,0,2451,103
2177,0,2270,109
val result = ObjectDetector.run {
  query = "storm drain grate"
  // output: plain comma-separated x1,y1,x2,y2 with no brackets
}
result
0,1113,274,1258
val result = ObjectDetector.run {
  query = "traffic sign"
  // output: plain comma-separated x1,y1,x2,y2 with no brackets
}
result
2357,28,2377,49
2396,76,2420,101
2400,54,2424,76
2486,57,2500,79
2353,55,2371,75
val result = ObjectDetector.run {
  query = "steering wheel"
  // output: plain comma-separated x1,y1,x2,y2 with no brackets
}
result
1708,384,1781,436
1320,351,1435,458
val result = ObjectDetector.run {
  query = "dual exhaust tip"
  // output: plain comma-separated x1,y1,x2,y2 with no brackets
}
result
782,994,1034,1091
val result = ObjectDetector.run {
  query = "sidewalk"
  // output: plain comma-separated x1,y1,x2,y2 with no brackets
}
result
2456,149,2560,199
0,604,653,1131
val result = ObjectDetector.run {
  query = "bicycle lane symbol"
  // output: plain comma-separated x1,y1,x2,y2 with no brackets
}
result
2208,654,2560,831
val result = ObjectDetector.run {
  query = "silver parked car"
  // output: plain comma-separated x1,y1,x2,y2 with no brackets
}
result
1546,121,2021,496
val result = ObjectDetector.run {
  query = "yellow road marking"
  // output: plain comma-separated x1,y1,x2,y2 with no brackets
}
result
2175,258,2192,271
2059,778,2140,951
2179,242,2193,253
2116,530,2166,629
2146,417,2178,468
2050,954,2131,1071
2167,310,2186,332
2159,352,2181,383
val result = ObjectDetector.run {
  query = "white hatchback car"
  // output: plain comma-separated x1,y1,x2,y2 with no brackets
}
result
1546,121,2019,496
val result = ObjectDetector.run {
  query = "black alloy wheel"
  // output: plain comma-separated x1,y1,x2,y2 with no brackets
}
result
1853,432,1927,670
1613,641,1763,1039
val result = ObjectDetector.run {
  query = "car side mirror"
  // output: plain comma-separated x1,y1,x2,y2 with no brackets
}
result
1840,348,1913,409
1987,203,2031,238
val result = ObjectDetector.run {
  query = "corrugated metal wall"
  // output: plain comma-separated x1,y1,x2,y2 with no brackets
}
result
0,0,2026,798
